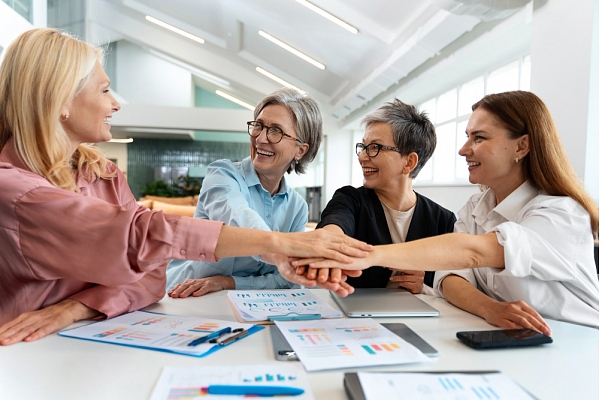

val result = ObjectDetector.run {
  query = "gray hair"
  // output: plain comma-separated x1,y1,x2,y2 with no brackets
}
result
361,99,436,179
254,87,323,174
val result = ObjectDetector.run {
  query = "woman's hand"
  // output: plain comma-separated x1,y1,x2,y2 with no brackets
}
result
389,270,424,294
168,276,235,298
441,275,552,336
275,229,372,264
0,299,99,345
481,300,552,336
265,254,356,297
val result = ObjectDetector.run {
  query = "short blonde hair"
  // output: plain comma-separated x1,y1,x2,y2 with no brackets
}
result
0,28,113,192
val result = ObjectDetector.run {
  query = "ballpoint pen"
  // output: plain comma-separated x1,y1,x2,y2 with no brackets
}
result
202,385,304,396
211,329,249,346
188,327,231,346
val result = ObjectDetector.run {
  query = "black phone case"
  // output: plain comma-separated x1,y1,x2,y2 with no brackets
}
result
456,329,553,349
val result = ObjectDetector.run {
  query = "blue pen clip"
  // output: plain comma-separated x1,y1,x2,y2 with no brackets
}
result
188,327,232,346
268,312,321,322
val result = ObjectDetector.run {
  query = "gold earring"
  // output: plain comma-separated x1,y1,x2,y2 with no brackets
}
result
60,114,69,121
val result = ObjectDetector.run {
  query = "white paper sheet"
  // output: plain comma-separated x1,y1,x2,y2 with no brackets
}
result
150,364,314,400
358,372,535,400
227,289,342,322
58,311,256,357
275,318,430,371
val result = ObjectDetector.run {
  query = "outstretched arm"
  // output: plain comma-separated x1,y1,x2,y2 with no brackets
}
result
293,232,504,272
440,275,552,336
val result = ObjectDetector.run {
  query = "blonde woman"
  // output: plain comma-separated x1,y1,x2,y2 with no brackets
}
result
0,28,370,344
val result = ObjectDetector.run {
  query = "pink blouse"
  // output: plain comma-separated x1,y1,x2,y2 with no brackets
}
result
0,140,223,325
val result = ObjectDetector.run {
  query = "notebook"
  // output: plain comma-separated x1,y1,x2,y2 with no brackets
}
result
330,288,439,317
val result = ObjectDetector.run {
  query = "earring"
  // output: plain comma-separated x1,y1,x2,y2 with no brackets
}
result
515,157,519,164
295,159,299,165
60,114,69,121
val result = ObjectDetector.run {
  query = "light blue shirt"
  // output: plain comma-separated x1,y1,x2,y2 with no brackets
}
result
166,157,307,291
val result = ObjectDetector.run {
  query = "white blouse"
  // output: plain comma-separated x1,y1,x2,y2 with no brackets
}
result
433,181,599,328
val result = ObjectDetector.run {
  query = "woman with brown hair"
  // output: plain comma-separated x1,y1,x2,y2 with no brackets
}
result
302,91,599,332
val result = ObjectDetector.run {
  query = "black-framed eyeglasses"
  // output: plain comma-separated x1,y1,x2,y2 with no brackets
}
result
356,142,402,157
247,121,303,144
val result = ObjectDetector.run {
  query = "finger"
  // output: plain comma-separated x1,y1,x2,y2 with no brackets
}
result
317,268,330,283
340,236,373,252
338,280,355,295
518,303,552,335
292,258,324,267
306,267,319,280
179,283,205,298
343,269,362,278
295,266,306,275
192,286,214,297
328,269,342,283
316,280,343,295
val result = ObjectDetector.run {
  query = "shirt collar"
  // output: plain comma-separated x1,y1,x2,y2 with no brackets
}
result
241,156,290,197
493,180,539,221
473,181,539,224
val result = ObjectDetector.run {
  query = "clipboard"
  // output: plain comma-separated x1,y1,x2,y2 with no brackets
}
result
58,310,262,357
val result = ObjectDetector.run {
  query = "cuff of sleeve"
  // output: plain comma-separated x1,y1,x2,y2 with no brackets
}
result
172,218,224,263
69,286,128,320
232,276,251,290
433,269,477,298
492,222,533,278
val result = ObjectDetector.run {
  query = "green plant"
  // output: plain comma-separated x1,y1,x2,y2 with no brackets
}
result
141,176,201,198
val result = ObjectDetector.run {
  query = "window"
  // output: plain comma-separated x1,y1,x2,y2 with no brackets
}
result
415,55,531,185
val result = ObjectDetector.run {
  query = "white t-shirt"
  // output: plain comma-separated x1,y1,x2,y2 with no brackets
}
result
433,181,599,327
381,200,420,290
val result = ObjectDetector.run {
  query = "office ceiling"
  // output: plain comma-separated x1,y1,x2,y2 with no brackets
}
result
88,0,530,126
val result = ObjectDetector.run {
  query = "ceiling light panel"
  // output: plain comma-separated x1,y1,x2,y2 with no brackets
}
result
145,15,205,44
255,67,300,91
258,30,325,70
294,0,358,34
215,90,255,111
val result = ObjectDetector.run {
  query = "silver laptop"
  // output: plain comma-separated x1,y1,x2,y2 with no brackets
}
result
330,288,439,317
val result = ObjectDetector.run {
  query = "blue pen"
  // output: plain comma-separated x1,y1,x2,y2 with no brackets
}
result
188,327,231,347
204,385,304,396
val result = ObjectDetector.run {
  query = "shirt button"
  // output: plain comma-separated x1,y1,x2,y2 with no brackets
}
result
199,253,206,260
266,213,271,218
180,249,186,256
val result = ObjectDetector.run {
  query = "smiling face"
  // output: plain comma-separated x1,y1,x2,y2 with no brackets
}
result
61,61,120,152
250,104,308,190
359,122,410,194
459,108,529,201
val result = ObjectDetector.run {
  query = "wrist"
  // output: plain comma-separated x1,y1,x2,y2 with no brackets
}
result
63,299,100,321
219,276,236,290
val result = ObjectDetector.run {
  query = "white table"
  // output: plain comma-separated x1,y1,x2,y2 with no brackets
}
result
0,290,597,399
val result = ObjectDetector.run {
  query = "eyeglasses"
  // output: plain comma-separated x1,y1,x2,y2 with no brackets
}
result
247,121,303,144
356,142,402,157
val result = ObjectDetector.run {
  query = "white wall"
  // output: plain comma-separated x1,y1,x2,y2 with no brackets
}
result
530,0,598,200
116,41,193,108
0,3,33,53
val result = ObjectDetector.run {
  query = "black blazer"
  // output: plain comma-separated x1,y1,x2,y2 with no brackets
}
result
317,186,456,288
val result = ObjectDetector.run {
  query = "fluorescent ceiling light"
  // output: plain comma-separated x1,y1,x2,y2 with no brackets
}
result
256,67,300,91
108,138,134,143
294,0,358,34
215,90,255,111
147,49,230,88
258,30,325,70
145,15,205,44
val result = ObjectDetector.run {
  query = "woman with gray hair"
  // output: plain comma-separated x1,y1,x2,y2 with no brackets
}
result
167,87,342,297
312,98,455,294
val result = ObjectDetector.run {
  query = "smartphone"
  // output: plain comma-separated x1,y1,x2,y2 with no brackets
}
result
456,328,552,349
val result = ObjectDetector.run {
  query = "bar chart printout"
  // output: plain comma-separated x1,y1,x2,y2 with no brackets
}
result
357,372,535,400
150,365,314,400
275,318,430,371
